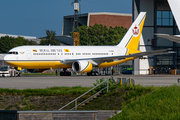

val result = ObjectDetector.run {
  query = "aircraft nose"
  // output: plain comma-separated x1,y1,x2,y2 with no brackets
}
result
3,55,9,61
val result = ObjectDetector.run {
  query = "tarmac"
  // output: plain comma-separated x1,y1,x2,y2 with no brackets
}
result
0,74,179,89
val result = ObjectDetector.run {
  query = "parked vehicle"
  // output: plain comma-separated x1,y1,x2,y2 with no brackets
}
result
0,66,21,77
122,70,132,74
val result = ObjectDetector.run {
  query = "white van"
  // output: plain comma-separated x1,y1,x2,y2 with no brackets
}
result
0,66,18,77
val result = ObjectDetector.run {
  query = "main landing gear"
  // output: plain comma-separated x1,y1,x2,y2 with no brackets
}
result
60,68,71,76
87,71,99,76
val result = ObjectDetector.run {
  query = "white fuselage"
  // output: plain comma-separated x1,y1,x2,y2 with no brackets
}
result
5,46,127,60
4,45,129,69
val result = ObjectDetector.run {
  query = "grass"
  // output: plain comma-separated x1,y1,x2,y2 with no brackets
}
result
79,84,154,110
0,86,94,110
1,79,180,119
110,84,180,120
0,86,92,96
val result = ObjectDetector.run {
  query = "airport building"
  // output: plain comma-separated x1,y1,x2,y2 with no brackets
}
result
62,12,132,35
133,0,179,74
39,35,73,46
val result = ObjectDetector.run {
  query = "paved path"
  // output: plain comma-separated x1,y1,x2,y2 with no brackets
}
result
0,75,179,89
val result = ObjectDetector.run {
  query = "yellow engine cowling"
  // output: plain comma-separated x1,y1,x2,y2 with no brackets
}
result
72,60,92,73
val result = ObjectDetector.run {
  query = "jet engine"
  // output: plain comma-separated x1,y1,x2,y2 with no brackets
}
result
72,60,92,73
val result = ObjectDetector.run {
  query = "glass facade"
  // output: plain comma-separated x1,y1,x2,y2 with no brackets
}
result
157,11,173,26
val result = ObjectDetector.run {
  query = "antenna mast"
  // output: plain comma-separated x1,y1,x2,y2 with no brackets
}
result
73,0,81,46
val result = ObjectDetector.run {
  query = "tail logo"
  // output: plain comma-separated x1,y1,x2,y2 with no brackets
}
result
132,25,139,37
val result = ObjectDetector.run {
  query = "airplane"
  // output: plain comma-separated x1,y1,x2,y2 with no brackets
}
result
155,0,180,43
3,12,173,76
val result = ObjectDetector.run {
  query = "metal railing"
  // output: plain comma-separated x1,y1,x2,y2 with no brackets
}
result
59,78,111,111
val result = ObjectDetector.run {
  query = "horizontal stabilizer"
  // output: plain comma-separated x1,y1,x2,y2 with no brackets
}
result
155,33,180,43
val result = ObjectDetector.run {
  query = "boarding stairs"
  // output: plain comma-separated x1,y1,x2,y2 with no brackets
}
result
59,78,112,111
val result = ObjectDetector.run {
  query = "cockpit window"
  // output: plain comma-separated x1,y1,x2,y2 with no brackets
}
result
7,51,18,55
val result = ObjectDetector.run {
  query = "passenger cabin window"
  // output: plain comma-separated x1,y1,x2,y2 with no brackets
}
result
76,53,81,55
7,51,18,55
33,53,56,55
92,53,108,55
65,53,71,55
82,53,91,55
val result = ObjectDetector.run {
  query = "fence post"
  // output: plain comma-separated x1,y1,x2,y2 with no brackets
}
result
75,99,77,110
120,78,122,85
107,78,109,93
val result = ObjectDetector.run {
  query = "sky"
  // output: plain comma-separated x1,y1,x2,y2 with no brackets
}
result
0,0,132,38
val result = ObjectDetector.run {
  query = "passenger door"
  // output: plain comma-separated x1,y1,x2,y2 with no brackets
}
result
27,50,31,59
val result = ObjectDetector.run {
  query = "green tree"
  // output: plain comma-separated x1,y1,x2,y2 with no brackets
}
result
77,24,128,46
45,29,56,40
0,36,37,53
40,30,61,45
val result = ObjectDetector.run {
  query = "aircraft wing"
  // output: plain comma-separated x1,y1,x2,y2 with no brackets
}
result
61,48,174,65
155,33,180,43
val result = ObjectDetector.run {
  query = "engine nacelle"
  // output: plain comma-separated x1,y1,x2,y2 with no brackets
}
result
72,60,92,73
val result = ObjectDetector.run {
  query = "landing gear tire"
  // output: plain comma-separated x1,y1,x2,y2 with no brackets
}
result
60,72,64,76
64,72,67,76
60,71,71,76
67,72,71,76
87,71,99,76
87,73,91,76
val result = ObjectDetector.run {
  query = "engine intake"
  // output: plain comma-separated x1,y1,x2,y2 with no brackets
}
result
72,60,92,73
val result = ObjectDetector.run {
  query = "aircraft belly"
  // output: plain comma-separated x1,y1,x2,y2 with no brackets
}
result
5,61,71,69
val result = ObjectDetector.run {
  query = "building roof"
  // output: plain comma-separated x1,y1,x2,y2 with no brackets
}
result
63,12,132,35
64,12,132,18
0,33,37,40
0,33,41,44
39,35,73,45
88,12,132,16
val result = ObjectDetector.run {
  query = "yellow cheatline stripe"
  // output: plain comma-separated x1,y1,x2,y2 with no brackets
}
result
5,61,71,69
